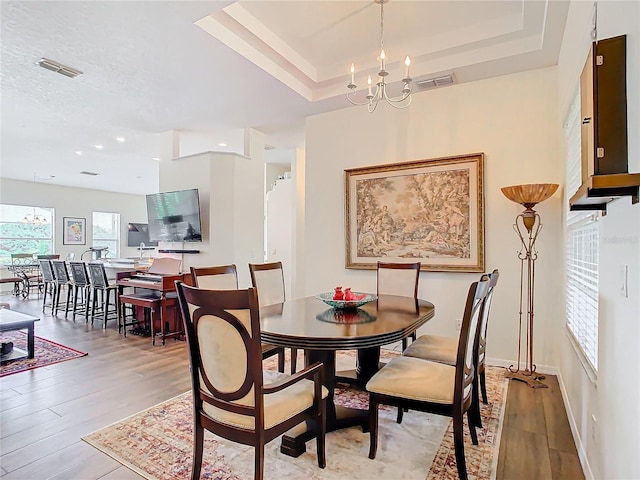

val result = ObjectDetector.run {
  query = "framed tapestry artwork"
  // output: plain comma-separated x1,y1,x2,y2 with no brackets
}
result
345,153,485,272
63,217,86,245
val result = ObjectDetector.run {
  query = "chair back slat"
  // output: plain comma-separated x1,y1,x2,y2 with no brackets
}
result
69,262,90,286
87,263,109,288
376,262,420,298
51,260,70,283
249,262,285,307
11,253,35,266
191,265,238,290
39,260,55,282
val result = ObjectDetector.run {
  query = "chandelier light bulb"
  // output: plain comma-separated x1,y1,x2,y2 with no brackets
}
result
404,56,411,77
350,63,355,84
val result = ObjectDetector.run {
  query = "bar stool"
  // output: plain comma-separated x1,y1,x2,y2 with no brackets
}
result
87,263,118,328
51,260,72,317
68,262,92,322
38,259,57,313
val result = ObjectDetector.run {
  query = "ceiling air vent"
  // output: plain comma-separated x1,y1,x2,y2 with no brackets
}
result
37,58,83,78
80,171,99,176
415,73,455,90
264,144,276,150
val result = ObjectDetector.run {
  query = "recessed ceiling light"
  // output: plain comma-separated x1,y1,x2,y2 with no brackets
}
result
218,142,228,147
94,145,103,150
152,157,160,161
115,136,126,143
75,151,83,156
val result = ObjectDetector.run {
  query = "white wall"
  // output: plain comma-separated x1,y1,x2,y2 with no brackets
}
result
266,177,293,296
556,2,640,479
303,67,563,365
158,131,265,287
0,178,147,263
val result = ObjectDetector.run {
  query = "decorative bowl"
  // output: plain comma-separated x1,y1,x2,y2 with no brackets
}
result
316,308,376,324
315,292,376,309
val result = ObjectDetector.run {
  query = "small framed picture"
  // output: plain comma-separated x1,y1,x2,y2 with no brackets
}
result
63,217,86,245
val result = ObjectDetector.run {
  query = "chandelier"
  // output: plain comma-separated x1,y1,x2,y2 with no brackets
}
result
22,211,48,225
22,173,51,224
346,0,412,112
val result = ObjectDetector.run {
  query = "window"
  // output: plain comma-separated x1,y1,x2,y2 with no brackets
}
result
92,212,120,259
564,91,599,373
0,204,54,265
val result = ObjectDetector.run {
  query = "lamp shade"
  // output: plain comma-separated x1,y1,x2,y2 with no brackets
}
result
501,183,559,207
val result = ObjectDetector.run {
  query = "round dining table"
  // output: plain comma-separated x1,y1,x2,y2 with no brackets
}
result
260,294,435,457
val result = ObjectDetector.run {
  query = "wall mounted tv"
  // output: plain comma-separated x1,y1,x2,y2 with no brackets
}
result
146,188,203,243
127,223,158,248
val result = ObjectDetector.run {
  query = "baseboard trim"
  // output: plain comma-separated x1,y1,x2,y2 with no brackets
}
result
555,371,595,480
485,357,558,375
486,356,595,480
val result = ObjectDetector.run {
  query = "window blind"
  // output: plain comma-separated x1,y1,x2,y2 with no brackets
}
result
564,90,599,372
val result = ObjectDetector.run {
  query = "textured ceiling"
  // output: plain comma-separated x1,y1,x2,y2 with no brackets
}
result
0,0,569,195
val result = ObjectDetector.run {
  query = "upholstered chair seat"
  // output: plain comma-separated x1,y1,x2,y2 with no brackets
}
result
366,356,457,404
403,335,457,365
204,370,328,430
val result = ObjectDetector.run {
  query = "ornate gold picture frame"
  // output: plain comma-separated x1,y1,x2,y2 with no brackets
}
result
345,153,484,272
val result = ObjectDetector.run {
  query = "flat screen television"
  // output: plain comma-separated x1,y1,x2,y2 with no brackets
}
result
127,223,158,247
146,188,203,243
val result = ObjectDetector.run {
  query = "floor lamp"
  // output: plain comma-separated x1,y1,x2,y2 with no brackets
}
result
501,183,558,388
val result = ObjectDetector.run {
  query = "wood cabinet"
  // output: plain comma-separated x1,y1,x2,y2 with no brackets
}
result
571,34,639,212
580,34,628,179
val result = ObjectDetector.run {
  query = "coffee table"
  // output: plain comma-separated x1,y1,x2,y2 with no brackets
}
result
0,309,39,363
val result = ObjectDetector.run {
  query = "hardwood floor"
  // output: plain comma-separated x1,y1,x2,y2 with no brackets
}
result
496,375,585,480
1,294,584,479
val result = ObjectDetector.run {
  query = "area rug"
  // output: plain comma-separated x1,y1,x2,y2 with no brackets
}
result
83,352,507,480
0,330,88,377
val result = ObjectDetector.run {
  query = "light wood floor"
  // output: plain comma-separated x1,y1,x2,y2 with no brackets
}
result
1,294,584,479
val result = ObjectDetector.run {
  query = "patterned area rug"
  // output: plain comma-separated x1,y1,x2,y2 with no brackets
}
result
83,351,507,480
0,330,88,377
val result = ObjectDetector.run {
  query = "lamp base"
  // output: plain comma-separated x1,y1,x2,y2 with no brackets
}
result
505,369,548,389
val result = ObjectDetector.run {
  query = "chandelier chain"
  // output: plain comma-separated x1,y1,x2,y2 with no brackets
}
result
380,0,384,53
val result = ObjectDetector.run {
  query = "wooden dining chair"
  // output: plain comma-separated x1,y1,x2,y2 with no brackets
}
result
191,264,285,372
366,275,490,480
402,269,500,426
249,261,297,374
175,282,327,480
377,261,421,350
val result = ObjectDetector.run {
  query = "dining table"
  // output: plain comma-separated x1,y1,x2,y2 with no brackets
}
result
259,293,435,457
